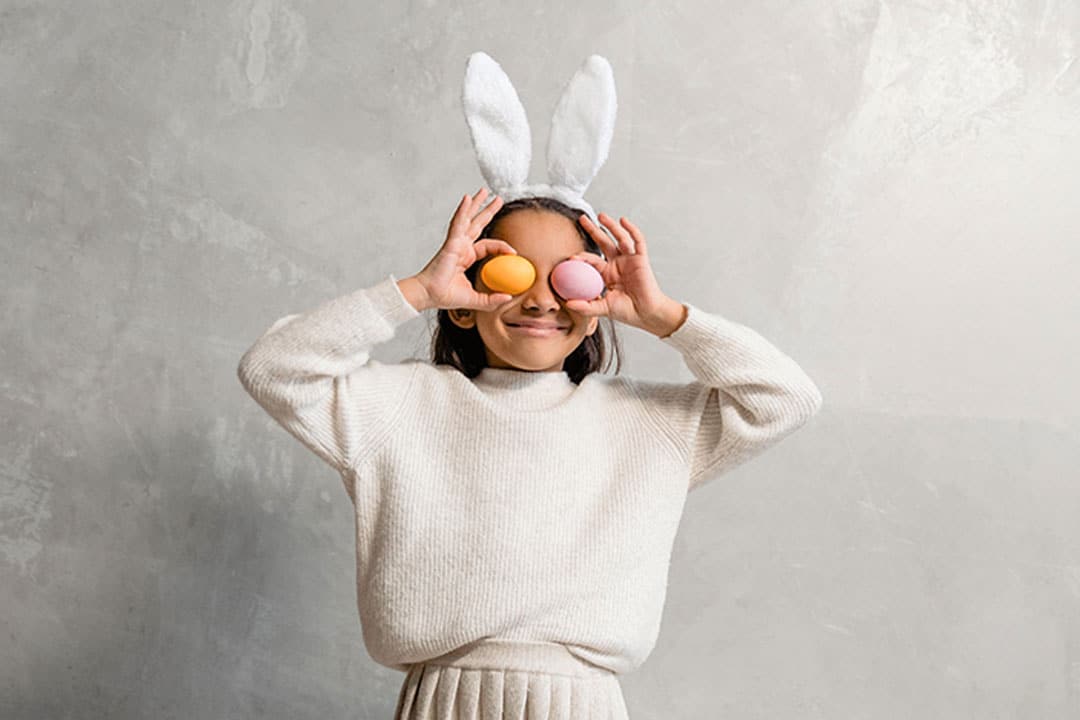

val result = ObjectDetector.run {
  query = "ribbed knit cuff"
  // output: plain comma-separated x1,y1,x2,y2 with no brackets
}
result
659,302,741,354
366,272,423,327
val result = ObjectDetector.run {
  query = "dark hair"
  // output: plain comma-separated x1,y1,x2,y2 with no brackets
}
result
430,196,623,384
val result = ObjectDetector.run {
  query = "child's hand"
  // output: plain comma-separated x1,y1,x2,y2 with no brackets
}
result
415,188,517,311
565,213,679,333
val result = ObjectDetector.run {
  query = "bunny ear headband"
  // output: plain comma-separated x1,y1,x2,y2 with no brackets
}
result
461,51,617,229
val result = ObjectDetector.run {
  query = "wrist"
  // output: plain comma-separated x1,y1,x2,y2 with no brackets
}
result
643,297,687,338
398,275,434,312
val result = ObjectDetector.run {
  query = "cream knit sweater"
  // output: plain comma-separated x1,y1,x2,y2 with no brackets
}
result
237,273,823,675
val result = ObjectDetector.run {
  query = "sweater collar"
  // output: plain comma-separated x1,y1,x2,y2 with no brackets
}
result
472,366,577,411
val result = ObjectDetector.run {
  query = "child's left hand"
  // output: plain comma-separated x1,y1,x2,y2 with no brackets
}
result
564,212,682,335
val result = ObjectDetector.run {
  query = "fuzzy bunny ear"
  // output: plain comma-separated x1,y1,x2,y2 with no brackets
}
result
462,51,532,194
546,54,617,197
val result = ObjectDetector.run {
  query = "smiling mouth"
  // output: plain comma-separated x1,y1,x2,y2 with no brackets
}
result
506,323,569,335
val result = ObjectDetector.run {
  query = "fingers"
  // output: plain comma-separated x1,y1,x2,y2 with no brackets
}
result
466,187,489,212
619,216,647,257
472,289,513,309
566,251,607,275
579,214,620,259
470,193,503,235
598,212,635,254
483,292,513,307
472,238,517,260
564,297,605,316
448,193,472,239
450,189,501,244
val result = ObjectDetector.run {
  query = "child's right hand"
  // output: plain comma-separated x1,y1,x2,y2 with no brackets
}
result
414,188,518,311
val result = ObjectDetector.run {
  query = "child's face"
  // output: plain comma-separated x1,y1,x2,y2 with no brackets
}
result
452,209,600,373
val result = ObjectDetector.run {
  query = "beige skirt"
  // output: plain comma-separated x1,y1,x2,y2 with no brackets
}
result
393,638,630,720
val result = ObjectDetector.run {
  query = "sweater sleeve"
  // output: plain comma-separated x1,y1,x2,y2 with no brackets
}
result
236,273,422,478
632,302,823,492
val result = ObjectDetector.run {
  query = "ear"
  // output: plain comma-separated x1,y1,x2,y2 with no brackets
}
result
447,308,476,331
546,54,617,197
585,315,599,337
462,51,532,193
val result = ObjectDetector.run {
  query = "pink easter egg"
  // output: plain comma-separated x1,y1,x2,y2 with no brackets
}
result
551,259,604,301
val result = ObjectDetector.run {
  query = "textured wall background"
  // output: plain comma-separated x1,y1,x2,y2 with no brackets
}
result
3,1,1079,717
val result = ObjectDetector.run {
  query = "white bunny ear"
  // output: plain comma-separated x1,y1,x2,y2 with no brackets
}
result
462,51,532,193
546,54,617,196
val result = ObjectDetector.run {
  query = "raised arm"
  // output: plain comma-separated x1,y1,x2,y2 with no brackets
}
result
236,273,422,480
633,301,823,492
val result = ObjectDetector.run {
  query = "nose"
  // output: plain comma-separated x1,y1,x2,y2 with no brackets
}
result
520,271,562,314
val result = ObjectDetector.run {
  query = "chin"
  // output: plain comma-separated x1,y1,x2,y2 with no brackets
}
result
498,353,566,371
510,360,559,371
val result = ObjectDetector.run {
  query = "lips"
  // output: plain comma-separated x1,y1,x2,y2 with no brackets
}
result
505,321,569,335
506,322,568,330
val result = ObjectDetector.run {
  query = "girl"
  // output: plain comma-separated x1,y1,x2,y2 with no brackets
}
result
237,187,823,719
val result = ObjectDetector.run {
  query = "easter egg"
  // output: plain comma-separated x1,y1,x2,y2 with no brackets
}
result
551,259,605,300
480,254,536,295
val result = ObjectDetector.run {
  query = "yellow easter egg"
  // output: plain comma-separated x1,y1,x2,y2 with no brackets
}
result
480,254,535,295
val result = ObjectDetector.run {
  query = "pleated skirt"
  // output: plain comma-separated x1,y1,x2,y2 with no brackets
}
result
393,638,630,720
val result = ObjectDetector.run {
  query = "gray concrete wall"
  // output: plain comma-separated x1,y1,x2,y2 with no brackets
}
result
3,1,1078,717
